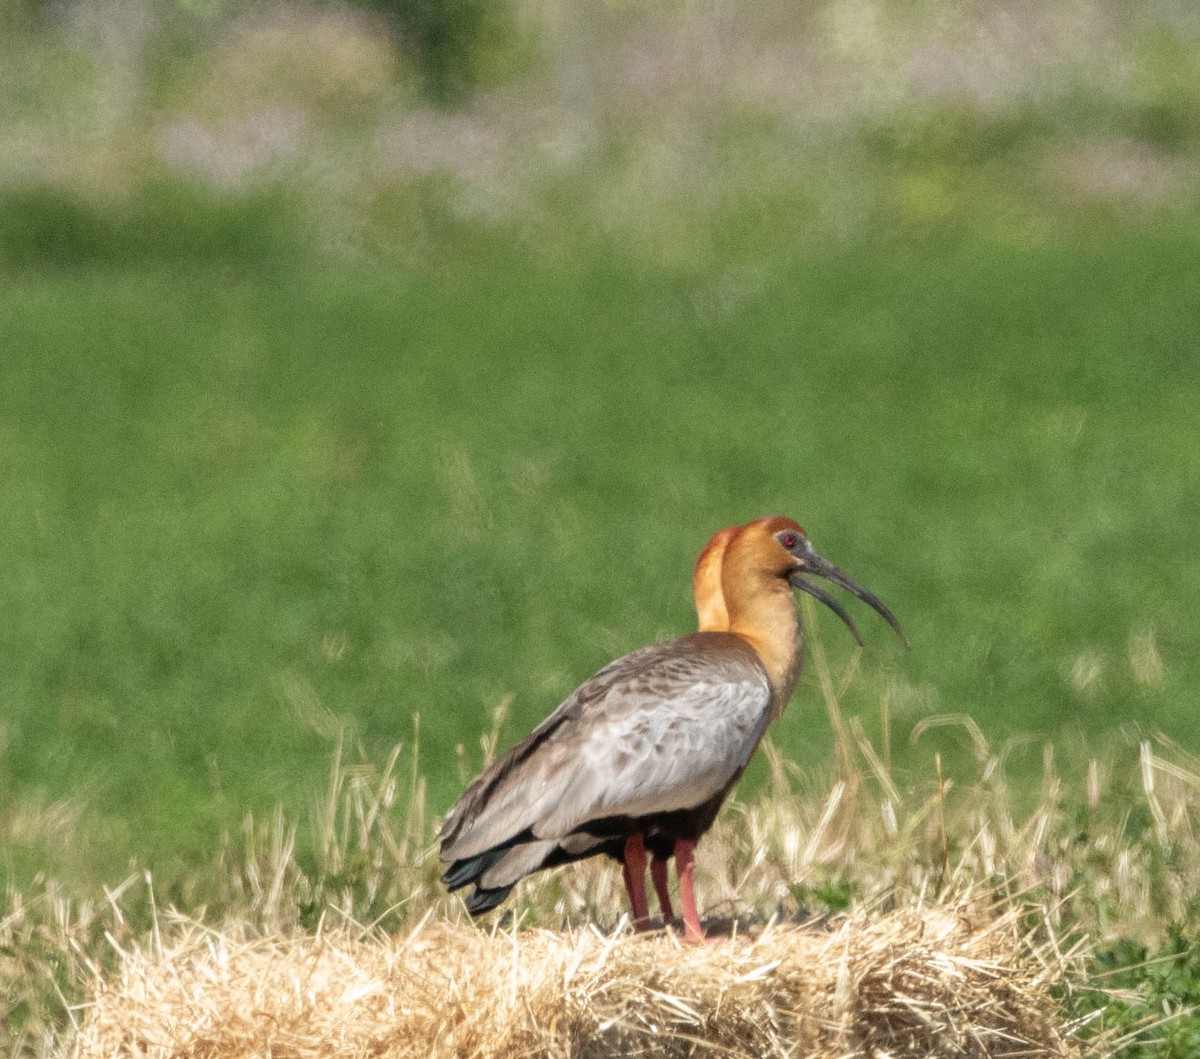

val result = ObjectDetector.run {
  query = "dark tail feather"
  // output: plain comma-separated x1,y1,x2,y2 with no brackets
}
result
442,848,508,891
443,831,626,917
441,848,514,916
465,884,514,916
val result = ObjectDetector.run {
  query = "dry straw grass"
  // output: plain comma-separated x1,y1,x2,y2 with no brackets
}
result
10,633,1200,1056
71,895,1072,1058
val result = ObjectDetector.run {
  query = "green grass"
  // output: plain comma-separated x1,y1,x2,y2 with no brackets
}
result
3,187,1199,893
4,7,1200,1054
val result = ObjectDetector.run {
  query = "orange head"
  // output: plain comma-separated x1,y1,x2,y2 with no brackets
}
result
695,514,905,707
699,515,907,650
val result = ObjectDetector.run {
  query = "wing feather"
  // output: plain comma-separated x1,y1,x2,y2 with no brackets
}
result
439,634,771,862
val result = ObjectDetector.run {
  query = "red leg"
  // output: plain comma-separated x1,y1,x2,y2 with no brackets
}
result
674,838,706,944
650,855,674,921
621,834,651,931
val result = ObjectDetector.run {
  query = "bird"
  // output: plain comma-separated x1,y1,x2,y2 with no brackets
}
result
439,515,906,942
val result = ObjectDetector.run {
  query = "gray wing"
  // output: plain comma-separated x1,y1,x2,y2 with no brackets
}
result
439,635,772,863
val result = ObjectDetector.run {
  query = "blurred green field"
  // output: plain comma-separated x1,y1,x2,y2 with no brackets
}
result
4,195,1200,892
2,1,1200,903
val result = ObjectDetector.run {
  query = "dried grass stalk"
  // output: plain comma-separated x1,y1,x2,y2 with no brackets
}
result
71,893,1074,1059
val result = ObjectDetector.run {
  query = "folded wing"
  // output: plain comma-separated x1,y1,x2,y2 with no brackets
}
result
439,632,772,904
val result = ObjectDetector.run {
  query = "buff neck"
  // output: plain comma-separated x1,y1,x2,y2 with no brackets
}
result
723,570,804,715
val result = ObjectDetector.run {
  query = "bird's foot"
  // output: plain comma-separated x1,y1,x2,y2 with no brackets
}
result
681,925,719,946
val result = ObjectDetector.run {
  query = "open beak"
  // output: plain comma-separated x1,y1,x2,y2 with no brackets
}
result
789,576,865,646
788,545,908,648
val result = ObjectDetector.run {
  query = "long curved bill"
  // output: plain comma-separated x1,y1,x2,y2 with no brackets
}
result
790,546,909,648
789,574,864,646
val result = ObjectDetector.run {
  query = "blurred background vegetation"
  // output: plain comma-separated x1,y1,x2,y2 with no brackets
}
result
1,0,1199,901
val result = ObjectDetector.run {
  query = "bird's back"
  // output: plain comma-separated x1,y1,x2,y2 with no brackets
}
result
439,632,773,910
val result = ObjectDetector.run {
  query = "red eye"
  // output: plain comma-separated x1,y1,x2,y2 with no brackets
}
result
781,533,798,549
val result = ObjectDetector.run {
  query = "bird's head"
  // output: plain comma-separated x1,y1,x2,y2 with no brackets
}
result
719,515,908,648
